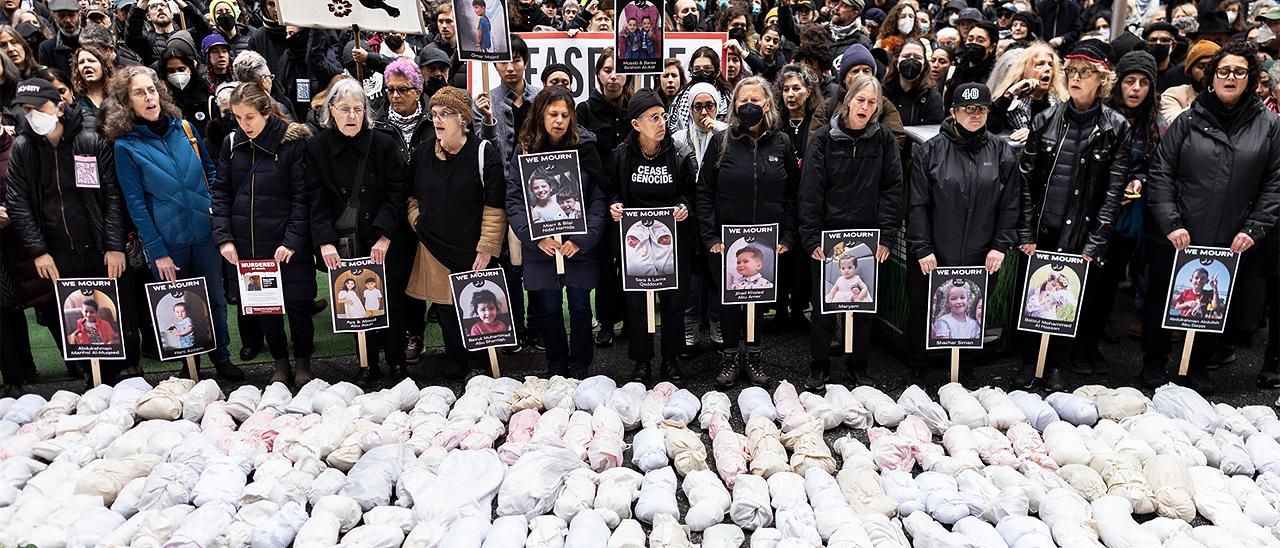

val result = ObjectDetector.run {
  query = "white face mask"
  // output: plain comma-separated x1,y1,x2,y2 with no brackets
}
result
1226,10,1238,23
918,21,930,33
898,16,914,33
27,109,56,136
168,72,191,90
948,13,959,25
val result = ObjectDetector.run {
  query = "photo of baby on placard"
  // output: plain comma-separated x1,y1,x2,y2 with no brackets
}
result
819,230,880,314
450,268,519,351
144,278,216,360
1017,251,1090,337
721,224,779,305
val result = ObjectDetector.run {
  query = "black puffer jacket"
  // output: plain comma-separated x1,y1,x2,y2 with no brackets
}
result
908,118,1021,265
695,127,800,250
1148,93,1280,247
1018,101,1130,259
799,117,903,253
4,107,125,257
125,3,213,66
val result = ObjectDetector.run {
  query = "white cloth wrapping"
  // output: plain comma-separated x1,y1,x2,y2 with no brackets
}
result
698,391,733,430
134,378,195,420
497,408,540,465
164,500,236,547
1247,431,1280,475
825,384,874,429
739,386,779,424
1152,384,1220,433
750,528,783,548
747,415,790,478
1143,453,1196,521
1045,392,1098,426
554,468,599,523
460,416,507,450
916,471,969,524
1075,386,1148,421
1057,464,1108,501
973,388,1027,431
587,407,624,472
853,386,907,427
1043,422,1091,466
648,513,692,548
938,383,988,429
867,426,916,472
800,392,842,430
412,386,456,417
339,443,414,511
563,410,593,460
833,435,876,470
363,506,414,535
1187,465,1280,546
257,382,294,413
1213,429,1255,477
805,468,857,540
564,510,610,548
594,467,643,527
859,513,911,548
529,407,570,447
635,466,679,524
76,384,113,415
1226,475,1280,528
897,385,951,434
632,427,669,472
482,515,528,548
660,419,709,476
881,469,926,516
942,424,985,469
702,524,746,548
775,501,822,547
779,418,838,475
1007,422,1058,471
223,385,260,423
191,454,251,507
730,473,773,530
768,470,807,508
995,515,1054,548
663,389,700,426
311,382,362,414
338,524,406,548
1091,495,1162,547
683,468,731,531
901,511,976,548
953,516,1007,547
958,469,1028,523
543,376,578,411
510,376,550,414
527,515,568,548
312,495,362,533
828,521,877,548
180,379,224,423
607,519,645,548
707,413,748,488
1089,452,1156,515
606,382,646,430
74,453,162,506
488,377,524,422
414,448,505,527
640,382,676,429
773,381,813,432
574,376,616,413
1006,391,1060,432
837,465,897,517
498,444,583,520
1037,488,1103,547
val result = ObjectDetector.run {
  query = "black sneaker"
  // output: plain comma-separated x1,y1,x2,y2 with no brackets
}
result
1045,368,1066,392
715,351,741,389
594,326,615,348
355,365,383,389
1140,361,1170,389
1013,363,1036,391
1258,368,1280,389
660,359,685,383
1072,345,1107,375
804,361,830,392
744,350,771,387
630,361,652,385
239,345,261,362
1208,346,1236,370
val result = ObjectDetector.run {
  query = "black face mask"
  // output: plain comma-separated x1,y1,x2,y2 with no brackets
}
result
425,76,447,96
737,103,764,127
384,35,404,51
897,58,924,80
681,13,699,30
1150,43,1170,63
728,27,746,41
965,43,988,62
216,14,236,32
691,68,717,83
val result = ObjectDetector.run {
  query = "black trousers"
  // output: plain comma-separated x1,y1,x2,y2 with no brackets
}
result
1,306,35,386
595,222,627,329
625,287,688,363
775,250,811,319
808,261,871,367
1141,240,1217,375
1077,233,1139,348
713,255,765,350
434,302,482,369
258,299,314,360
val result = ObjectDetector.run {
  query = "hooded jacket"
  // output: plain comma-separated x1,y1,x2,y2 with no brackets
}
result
1148,93,1280,247
1018,101,1130,259
212,116,315,300
799,117,904,253
907,118,1021,264
884,78,946,126
6,106,125,257
694,127,800,250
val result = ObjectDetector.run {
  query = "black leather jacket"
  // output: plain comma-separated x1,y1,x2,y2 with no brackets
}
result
1018,101,1130,259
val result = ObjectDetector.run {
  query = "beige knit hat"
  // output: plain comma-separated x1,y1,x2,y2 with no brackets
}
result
429,86,471,117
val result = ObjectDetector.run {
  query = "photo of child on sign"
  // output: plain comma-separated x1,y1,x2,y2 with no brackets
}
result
926,267,988,349
454,0,511,61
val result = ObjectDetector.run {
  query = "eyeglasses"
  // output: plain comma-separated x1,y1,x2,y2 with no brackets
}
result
1147,36,1175,45
334,106,366,116
958,104,989,114
428,110,459,121
692,101,716,113
642,112,669,124
386,86,419,96
1065,67,1098,79
1215,67,1250,79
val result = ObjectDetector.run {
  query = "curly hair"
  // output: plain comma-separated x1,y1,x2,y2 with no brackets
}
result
99,66,185,141
1202,40,1262,97
384,57,423,90
518,85,580,153
1065,55,1116,100
876,3,926,45
990,42,1068,101
69,44,113,95
775,63,822,117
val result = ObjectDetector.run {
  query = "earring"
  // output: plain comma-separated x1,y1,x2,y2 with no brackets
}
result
1208,85,1215,93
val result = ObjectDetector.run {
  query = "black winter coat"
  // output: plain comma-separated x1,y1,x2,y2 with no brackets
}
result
125,3,212,66
1148,94,1280,247
4,107,125,257
577,90,632,166
885,80,946,126
799,118,904,253
211,117,315,301
908,118,1021,265
695,127,800,250
306,126,408,255
1018,101,1130,259
607,133,698,209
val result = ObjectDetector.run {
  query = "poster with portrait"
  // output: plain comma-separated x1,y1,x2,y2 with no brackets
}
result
721,224,779,305
55,278,126,361
145,278,216,361
237,260,285,315
454,0,512,61
926,266,988,350
1017,251,1089,337
450,268,519,351
329,258,391,333
819,229,880,314
518,150,589,240
615,0,664,73
621,208,678,291
1162,246,1240,333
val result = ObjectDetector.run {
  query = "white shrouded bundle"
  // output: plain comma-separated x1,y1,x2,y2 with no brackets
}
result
1188,465,1280,547
995,515,1054,548
1213,429,1255,477
606,382,646,430
1226,474,1280,528
1045,392,1098,426
730,473,773,530
702,523,746,548
640,382,676,429
698,392,732,430
224,385,260,423
942,424,984,470
460,416,507,450
708,413,749,488
135,378,196,420
1043,422,1091,467
607,519,645,548
1056,464,1107,501
747,415,790,478
915,471,969,525
527,515,568,548
774,501,821,547
973,388,1027,431
773,381,813,432
510,376,550,414
1152,384,1220,433
852,386,907,427
750,528,782,548
1037,488,1103,547
1089,452,1156,515
897,385,951,434
780,418,838,475
1006,391,1060,432
739,387,779,424
529,407,570,447
564,410,593,460
565,510,611,548
340,443,416,511
867,426,916,472
1074,386,1148,421
594,467,643,527
497,408,540,465
958,469,1029,523
635,466,679,524
837,465,897,517
663,389,700,426
683,468,731,531
632,427,669,472
1143,453,1196,521
413,386,456,417
860,513,911,547
828,520,877,548
311,382,362,414
881,469,926,517
660,419,709,476
901,511,976,547
554,468,599,523
768,471,808,509
952,516,1007,547
1091,495,1162,547
405,447,503,528
800,392,842,430
938,383,988,429
649,513,692,548
543,376,578,411
1247,431,1280,475
587,406,624,472
806,467,858,539
824,385,873,430
574,376,616,413
448,376,491,423
497,444,582,520
833,435,876,470
1006,423,1058,471
971,427,1019,468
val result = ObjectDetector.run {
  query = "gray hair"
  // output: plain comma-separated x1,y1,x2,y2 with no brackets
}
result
727,76,780,133
775,63,822,116
320,78,375,129
835,74,883,122
232,50,271,83
562,0,578,10
78,24,115,49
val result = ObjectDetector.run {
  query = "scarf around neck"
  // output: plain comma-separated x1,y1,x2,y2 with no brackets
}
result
387,102,425,149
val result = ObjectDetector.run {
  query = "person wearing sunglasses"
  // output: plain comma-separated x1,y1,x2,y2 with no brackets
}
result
607,89,697,384
1145,40,1280,396
1015,39,1130,391
906,83,1020,386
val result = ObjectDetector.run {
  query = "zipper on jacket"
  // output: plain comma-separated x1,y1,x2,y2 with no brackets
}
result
54,149,74,248
1033,117,1071,240
751,136,759,221
250,147,256,257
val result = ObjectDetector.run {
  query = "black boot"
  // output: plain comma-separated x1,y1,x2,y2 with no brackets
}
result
630,361,652,385
715,350,741,389
388,362,409,380
1014,361,1036,390
270,359,291,385
744,350,771,387
594,325,615,348
1045,367,1066,392
660,359,685,383
844,359,868,385
1140,359,1170,389
804,360,830,392
1072,344,1107,375
214,361,246,382
355,364,383,389
1259,357,1280,389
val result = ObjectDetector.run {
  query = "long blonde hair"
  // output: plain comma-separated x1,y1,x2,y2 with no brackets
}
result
989,42,1067,101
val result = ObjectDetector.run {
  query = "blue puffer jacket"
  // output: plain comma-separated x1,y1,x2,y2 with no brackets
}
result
114,115,218,262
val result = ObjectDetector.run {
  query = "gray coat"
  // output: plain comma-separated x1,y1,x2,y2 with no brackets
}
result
474,81,541,181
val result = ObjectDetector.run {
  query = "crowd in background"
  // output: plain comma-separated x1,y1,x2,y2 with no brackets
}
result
0,0,1277,401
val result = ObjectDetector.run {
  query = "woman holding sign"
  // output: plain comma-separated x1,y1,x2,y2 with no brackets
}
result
798,74,903,390
407,86,507,379
696,76,799,389
608,89,697,384
505,85,607,379
211,82,316,387
1015,39,1130,391
906,83,1020,385
1143,40,1280,396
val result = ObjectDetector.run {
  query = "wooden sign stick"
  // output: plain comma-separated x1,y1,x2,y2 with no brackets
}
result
1034,333,1050,378
950,348,960,383
185,356,199,381
488,347,501,378
746,303,756,343
1178,331,1197,377
646,291,656,333
357,332,369,369
554,235,565,274
89,359,102,387
843,312,854,353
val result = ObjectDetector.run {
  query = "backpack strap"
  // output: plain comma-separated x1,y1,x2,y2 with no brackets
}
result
477,139,487,184
180,119,213,196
